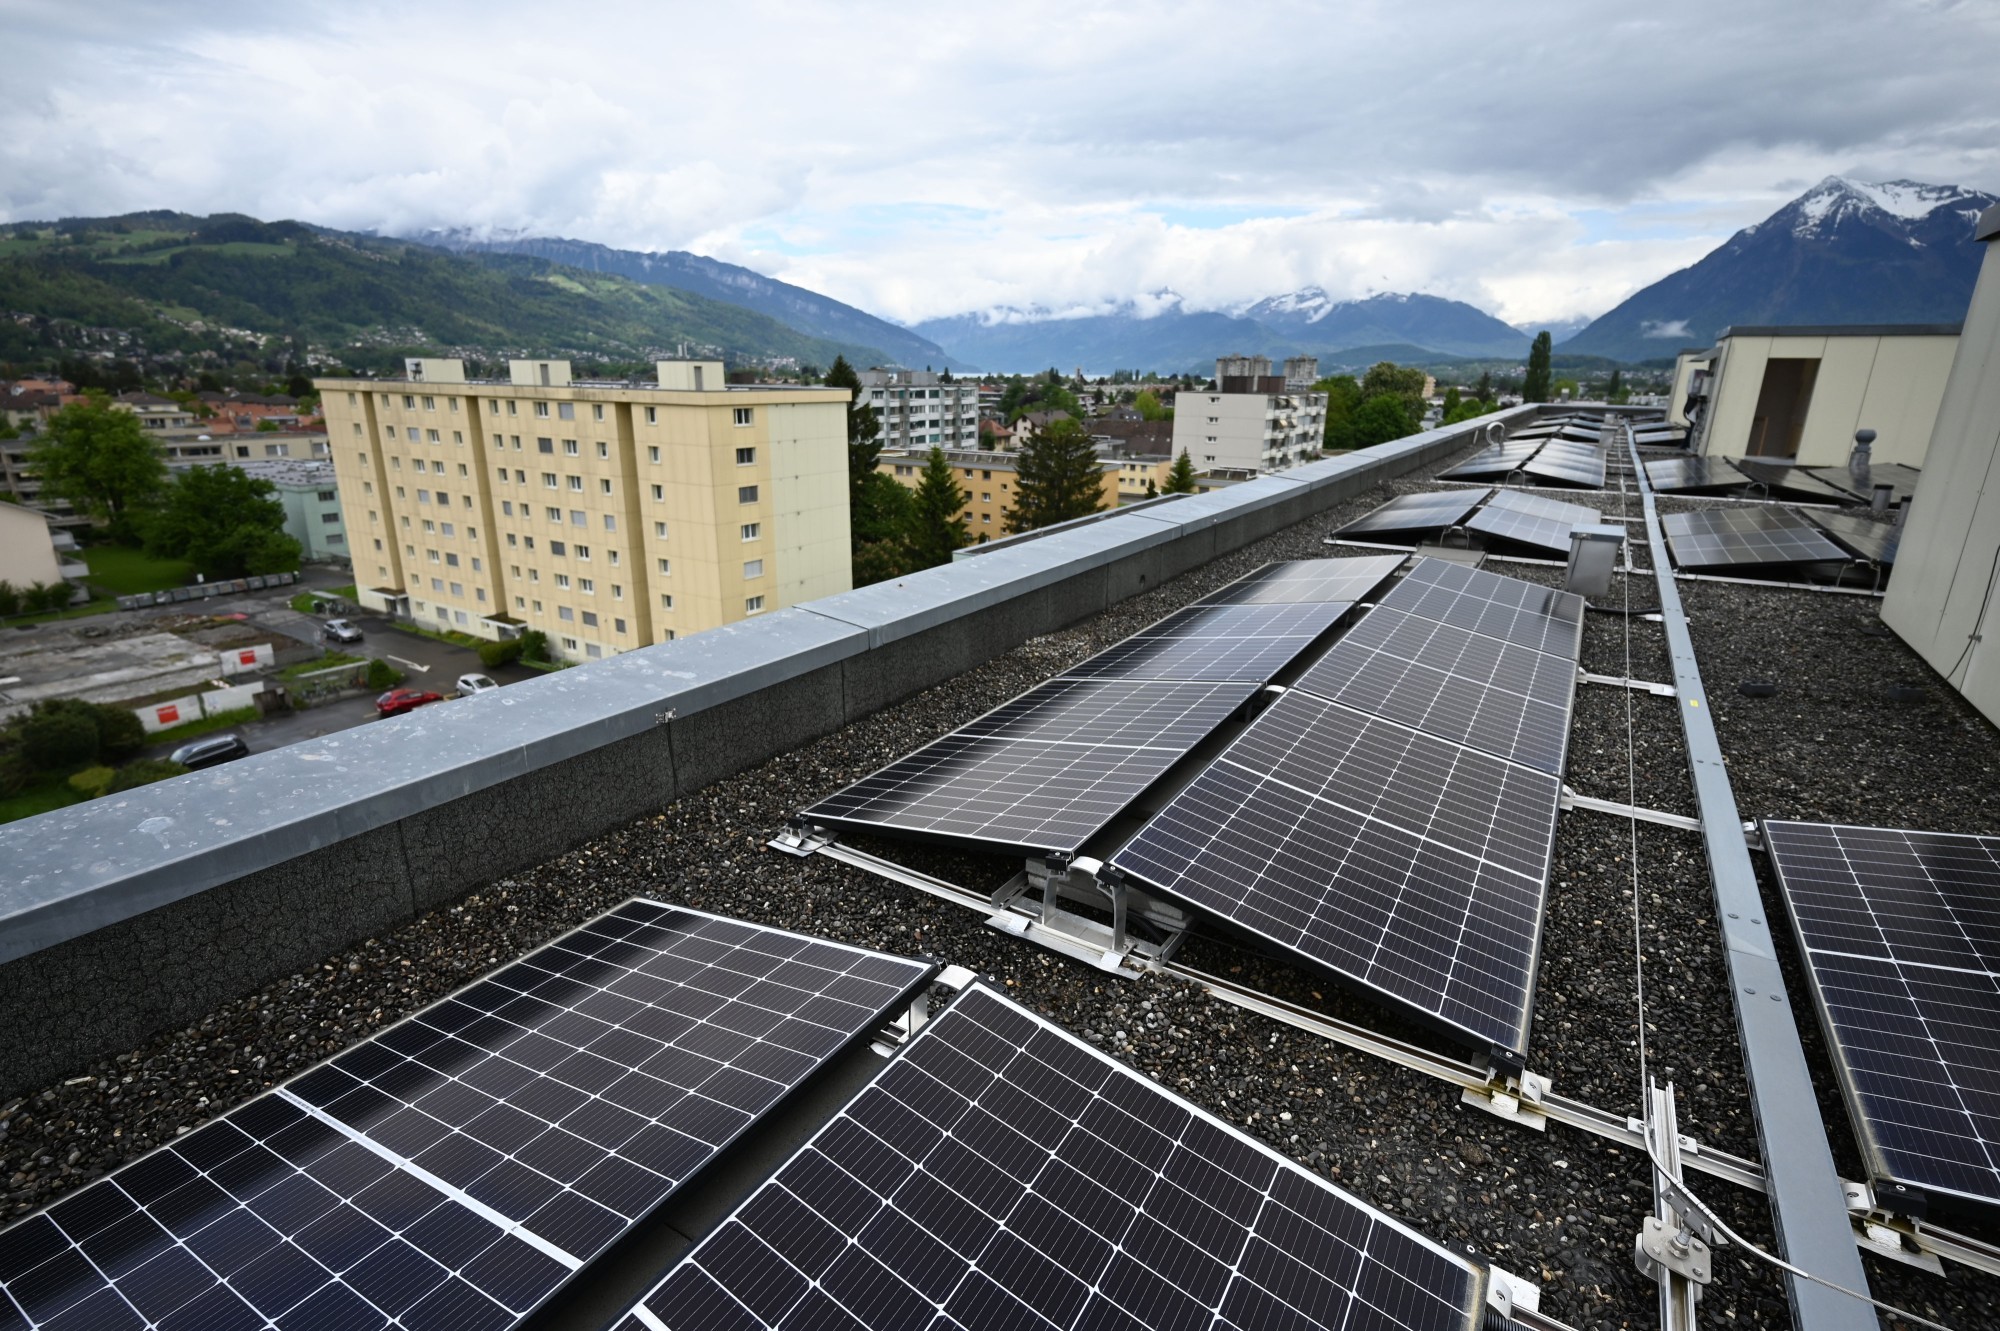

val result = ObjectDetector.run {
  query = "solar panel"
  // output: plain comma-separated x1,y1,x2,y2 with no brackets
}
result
614,984,1489,1331
1808,510,1903,565
1437,445,1539,480
1111,690,1558,1054
1061,601,1355,683
1646,456,1750,493
1520,449,1608,488
1809,463,1923,506
800,678,1260,855
1733,459,1856,502
1465,489,1603,555
0,904,934,1331
1764,821,2000,1216
1661,506,1849,569
1194,555,1404,606
1375,559,1586,659
1293,606,1577,774
1333,488,1490,540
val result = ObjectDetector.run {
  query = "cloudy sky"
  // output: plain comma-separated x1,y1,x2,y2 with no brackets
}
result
2,0,1996,327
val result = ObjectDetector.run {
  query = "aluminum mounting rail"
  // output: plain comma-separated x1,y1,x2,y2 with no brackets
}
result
1626,435,1878,1331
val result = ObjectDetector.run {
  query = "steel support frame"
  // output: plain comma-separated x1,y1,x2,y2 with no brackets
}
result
1627,434,1879,1330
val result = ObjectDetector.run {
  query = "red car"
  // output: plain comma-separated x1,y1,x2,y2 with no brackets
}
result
376,687,444,717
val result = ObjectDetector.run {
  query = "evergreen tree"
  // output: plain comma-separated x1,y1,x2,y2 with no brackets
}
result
1441,386,1462,417
908,447,969,569
1524,332,1554,403
825,355,910,584
1008,418,1103,533
1163,450,1199,494
1474,370,1494,403
1607,368,1625,403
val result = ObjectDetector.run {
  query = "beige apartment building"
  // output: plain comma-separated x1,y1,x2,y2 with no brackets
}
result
316,358,851,661
878,447,1170,541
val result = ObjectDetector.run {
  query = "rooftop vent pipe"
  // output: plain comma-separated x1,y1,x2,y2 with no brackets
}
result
1849,427,1877,480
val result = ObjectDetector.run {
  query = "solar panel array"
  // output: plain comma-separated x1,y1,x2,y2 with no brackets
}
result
1811,463,1923,506
1734,459,1856,502
1437,443,1540,480
614,984,1489,1331
1645,456,1750,494
0,904,934,1331
1464,488,1604,556
1111,559,1581,1054
1661,505,1849,569
1438,431,1606,489
1332,488,1490,541
801,558,1404,856
1808,510,1903,566
1521,440,1607,488
1764,821,2000,1216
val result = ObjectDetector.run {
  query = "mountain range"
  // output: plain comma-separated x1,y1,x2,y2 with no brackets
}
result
1561,177,1998,360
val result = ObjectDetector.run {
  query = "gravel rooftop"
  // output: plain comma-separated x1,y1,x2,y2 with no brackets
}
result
5,446,1999,1330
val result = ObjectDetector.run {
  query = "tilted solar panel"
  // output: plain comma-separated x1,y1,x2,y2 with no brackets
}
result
1661,506,1848,569
1465,490,1603,556
1646,456,1750,493
1333,488,1490,540
1808,510,1902,565
0,904,934,1331
1809,463,1923,506
1437,445,1539,480
1111,691,1558,1054
1193,555,1404,606
1733,459,1856,502
1375,559,1586,659
613,984,1489,1331
1061,601,1354,683
800,678,1260,856
1293,606,1577,774
1765,821,2000,1217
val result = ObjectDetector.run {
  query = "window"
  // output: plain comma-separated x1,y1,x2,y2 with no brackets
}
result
571,511,586,526
662,629,676,642
737,485,758,504
580,578,595,594
614,617,626,634
599,479,612,495
453,430,463,445
645,406,657,424
741,523,760,541
558,606,574,621
471,557,481,572
576,545,590,560
651,484,664,501
403,395,416,409
557,403,574,420
431,460,445,474
497,467,510,483
595,440,609,458
510,435,522,450
603,515,616,532
743,559,763,579
501,500,514,516
746,595,765,613
546,506,562,521
430,577,443,591
426,429,440,443
516,596,526,609
608,550,620,566
550,540,566,556
657,558,671,574
563,439,578,456
735,446,756,465
654,521,668,538
556,574,571,590
562,636,578,650
660,593,674,609
581,611,598,627
417,489,430,504
507,532,518,547
538,437,554,454
592,404,604,421
391,457,403,471
733,407,754,427
529,569,540,582
427,549,441,563
542,473,558,488
567,476,583,491
407,427,420,442
449,582,463,596
535,402,550,418
515,469,526,482
524,536,536,550
981,492,990,503
445,552,460,567
612,584,623,599
317,489,336,502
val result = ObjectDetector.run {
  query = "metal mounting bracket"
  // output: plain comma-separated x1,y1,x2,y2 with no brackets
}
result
1579,669,1677,698
1485,1265,1543,1320
1460,1068,1550,1131
1559,786,1703,833
1636,1215,1714,1285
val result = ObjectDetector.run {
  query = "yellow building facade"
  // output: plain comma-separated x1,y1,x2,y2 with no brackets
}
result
877,447,1171,541
317,359,851,661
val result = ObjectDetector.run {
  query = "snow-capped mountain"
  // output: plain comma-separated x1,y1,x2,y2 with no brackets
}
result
1564,176,1998,362
913,288,1532,373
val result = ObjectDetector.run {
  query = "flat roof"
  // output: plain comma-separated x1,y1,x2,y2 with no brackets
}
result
1718,322,1962,339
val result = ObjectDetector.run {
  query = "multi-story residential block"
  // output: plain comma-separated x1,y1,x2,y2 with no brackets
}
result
876,446,1171,542
236,459,348,563
1171,355,1328,472
858,369,980,448
316,358,851,662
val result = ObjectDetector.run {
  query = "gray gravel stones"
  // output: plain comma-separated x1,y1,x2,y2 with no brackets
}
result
6,460,1997,1329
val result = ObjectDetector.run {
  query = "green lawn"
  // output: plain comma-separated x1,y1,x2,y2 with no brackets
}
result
0,777,85,826
290,584,360,615
83,545,194,596
279,652,363,679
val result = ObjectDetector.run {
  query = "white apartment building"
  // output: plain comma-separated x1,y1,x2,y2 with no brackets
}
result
1171,356,1328,472
857,369,980,448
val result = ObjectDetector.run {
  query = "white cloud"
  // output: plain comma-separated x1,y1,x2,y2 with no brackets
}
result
0,0,1995,324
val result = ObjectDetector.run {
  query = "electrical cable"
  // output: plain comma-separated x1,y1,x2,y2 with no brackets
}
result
1940,537,2000,685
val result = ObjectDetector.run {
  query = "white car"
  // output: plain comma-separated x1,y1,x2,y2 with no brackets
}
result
456,673,499,695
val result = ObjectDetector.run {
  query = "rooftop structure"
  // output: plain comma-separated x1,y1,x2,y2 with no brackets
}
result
856,367,980,450
236,457,348,562
314,358,853,661
1172,356,1329,472
6,345,2000,1331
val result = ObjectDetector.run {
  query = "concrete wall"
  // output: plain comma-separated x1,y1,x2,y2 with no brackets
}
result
0,411,1520,1098
1883,207,2000,725
1698,330,1959,467
0,501,61,588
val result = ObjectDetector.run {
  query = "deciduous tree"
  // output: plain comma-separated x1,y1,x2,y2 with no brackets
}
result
28,400,168,539
144,464,302,578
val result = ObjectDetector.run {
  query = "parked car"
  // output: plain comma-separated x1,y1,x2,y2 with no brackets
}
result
322,618,363,644
456,673,499,695
170,734,250,770
376,687,444,717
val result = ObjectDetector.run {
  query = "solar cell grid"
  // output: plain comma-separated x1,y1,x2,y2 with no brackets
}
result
1376,559,1585,659
1112,690,1557,1053
1646,456,1750,493
1765,821,2000,1214
1661,506,1848,569
1809,510,1902,565
1193,555,1404,606
0,904,934,1331
1060,601,1352,683
616,985,1486,1331
1438,445,1539,480
1810,463,1923,505
802,678,1260,854
1293,606,1576,773
1333,489,1489,540
1733,460,1855,502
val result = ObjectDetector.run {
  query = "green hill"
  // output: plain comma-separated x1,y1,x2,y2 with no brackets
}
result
0,212,890,370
